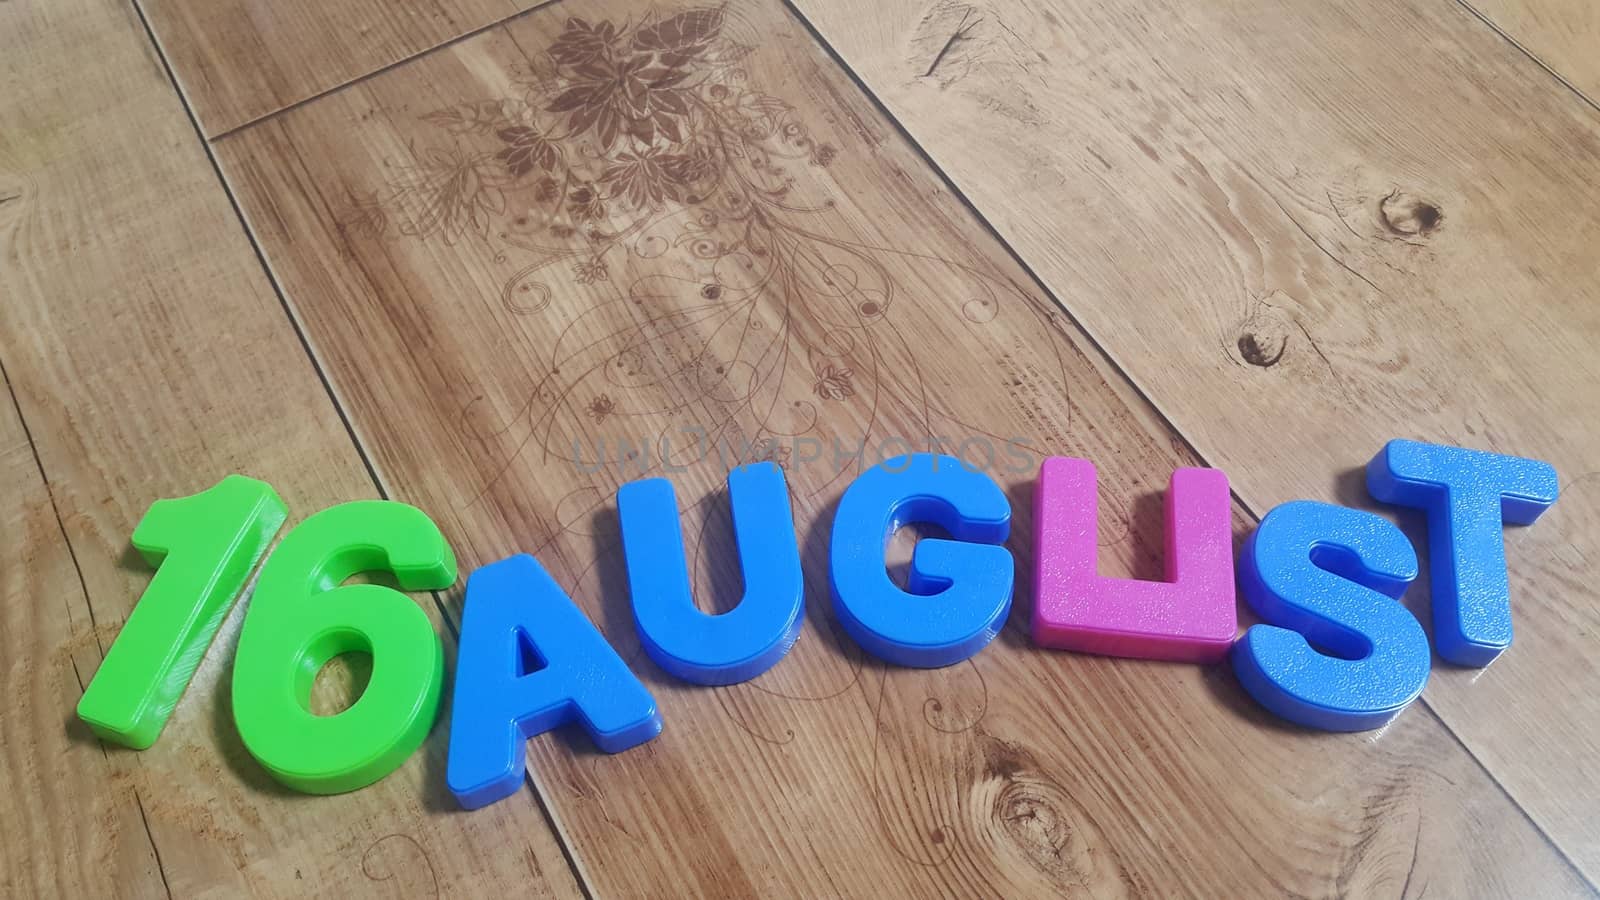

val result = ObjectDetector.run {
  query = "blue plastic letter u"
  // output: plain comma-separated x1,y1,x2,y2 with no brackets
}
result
618,461,804,685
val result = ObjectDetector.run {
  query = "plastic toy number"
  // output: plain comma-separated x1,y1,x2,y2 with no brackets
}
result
72,434,1564,803
77,475,286,749
231,501,457,794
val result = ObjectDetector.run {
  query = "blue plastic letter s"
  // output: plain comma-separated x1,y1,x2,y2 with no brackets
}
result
447,554,662,810
1233,501,1430,732
1366,439,1558,666
830,453,1013,667
619,462,804,685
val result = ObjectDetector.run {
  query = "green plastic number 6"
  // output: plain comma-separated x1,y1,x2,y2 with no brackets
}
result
232,501,456,794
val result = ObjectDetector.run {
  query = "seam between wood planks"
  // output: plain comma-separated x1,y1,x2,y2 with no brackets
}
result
1451,0,1600,118
774,0,1600,890
114,0,599,895
96,0,1600,890
0,348,175,898
201,1,565,141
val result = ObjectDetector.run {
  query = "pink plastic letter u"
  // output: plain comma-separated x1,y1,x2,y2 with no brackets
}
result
1032,457,1236,662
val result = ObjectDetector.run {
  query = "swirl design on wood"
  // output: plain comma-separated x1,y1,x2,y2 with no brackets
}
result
338,7,1046,501
336,5,1080,872
360,833,440,897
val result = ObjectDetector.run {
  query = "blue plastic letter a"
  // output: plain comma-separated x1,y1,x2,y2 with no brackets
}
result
447,554,662,809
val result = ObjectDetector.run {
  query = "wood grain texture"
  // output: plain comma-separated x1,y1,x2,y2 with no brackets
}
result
1461,0,1600,103
0,0,581,895
138,0,546,137
215,0,1594,894
784,0,1600,880
0,373,170,898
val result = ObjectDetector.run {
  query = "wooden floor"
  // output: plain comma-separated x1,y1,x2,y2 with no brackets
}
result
2,0,1596,895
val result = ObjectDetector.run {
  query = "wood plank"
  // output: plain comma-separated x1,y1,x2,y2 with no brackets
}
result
138,0,544,137
1461,0,1600,103
0,370,170,898
783,0,1600,880
0,0,583,895
215,0,1594,893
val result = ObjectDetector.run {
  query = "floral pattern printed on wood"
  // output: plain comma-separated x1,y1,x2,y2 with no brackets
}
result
181,0,1600,892
338,6,1060,504
317,6,1093,887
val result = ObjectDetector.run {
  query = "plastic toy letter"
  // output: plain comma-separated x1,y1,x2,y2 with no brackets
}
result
1232,501,1431,731
618,462,804,685
1031,458,1235,662
76,476,286,749
448,554,662,810
830,453,1013,667
232,501,456,794
1366,439,1558,666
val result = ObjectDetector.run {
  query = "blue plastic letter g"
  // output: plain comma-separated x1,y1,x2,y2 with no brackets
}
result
618,461,805,685
830,453,1013,668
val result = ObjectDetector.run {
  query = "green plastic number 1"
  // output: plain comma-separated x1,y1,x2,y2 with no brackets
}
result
231,501,456,794
77,475,287,749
